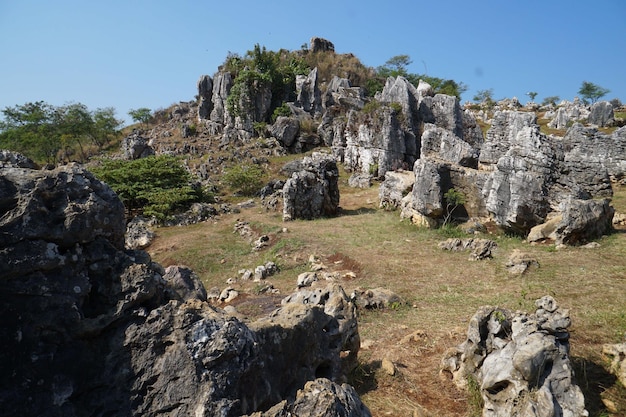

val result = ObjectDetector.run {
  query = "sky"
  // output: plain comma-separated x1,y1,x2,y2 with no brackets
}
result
1,0,625,125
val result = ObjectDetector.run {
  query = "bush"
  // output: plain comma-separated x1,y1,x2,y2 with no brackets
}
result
271,103,292,122
90,155,200,221
222,164,265,196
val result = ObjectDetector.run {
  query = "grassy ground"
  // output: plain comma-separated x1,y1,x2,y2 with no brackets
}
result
148,171,626,416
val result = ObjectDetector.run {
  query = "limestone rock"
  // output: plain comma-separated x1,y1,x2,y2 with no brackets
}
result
282,153,340,221
247,378,371,417
296,67,322,117
120,132,155,160
0,163,368,417
438,238,497,260
0,150,37,168
478,110,537,170
347,173,372,188
125,216,155,250
209,71,233,131
379,169,415,210
353,287,402,309
420,124,478,167
197,74,213,120
554,197,614,245
310,36,335,53
270,116,299,147
441,297,586,417
602,342,626,387
588,100,614,127
505,249,539,275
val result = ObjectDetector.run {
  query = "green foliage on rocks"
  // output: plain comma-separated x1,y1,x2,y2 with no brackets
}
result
91,155,202,220
224,44,310,120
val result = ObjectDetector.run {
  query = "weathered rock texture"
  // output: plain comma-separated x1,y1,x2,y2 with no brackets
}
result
0,157,368,417
441,296,587,417
403,109,618,240
283,153,340,221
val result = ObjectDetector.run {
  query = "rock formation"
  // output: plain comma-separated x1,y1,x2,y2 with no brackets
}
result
282,153,340,221
441,296,587,417
587,100,614,127
0,155,368,417
121,132,155,160
310,36,335,53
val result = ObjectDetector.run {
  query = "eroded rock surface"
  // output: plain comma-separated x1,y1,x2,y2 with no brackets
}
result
0,156,368,417
441,296,586,417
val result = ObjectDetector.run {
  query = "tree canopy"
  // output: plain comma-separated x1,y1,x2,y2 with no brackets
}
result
369,55,468,99
578,81,610,104
90,155,204,220
0,101,123,165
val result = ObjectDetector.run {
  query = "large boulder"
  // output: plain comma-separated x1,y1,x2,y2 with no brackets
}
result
442,297,587,417
378,169,415,210
282,153,340,221
587,100,614,127
554,197,614,245
310,36,335,53
0,161,368,417
270,116,300,148
478,110,537,169
120,132,155,160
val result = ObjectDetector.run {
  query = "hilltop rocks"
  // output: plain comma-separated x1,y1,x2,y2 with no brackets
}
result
0,159,368,417
588,101,614,127
296,67,323,117
310,36,335,53
282,153,340,221
441,297,586,417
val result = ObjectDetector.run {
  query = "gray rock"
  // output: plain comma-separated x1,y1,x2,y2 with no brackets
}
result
310,36,335,53
120,132,155,160
420,124,478,167
247,378,371,417
0,163,368,417
0,150,37,168
478,111,537,169
282,153,340,221
588,101,614,127
347,173,372,188
378,169,415,210
209,71,233,131
270,116,300,147
197,74,213,119
441,297,586,417
554,197,614,245
125,216,155,250
505,249,539,275
438,238,497,260
296,67,322,117
602,342,626,388
163,265,207,302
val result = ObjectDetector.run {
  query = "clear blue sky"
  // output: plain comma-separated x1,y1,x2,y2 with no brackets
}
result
1,0,625,125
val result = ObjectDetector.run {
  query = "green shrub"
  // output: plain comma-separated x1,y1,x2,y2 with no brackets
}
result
222,164,265,196
271,103,292,122
90,155,200,221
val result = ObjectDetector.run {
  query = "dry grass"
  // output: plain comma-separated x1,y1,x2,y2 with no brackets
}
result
149,173,626,416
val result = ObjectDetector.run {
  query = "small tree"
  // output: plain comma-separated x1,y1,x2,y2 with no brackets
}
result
443,188,465,226
473,89,494,106
578,81,610,104
542,96,560,107
128,107,152,129
526,91,538,102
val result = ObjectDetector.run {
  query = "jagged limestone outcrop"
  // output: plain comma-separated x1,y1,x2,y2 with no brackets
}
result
441,297,587,417
0,154,368,417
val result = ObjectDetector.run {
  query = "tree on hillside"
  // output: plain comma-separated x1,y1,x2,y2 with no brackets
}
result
542,96,560,107
473,89,495,107
369,55,467,99
578,81,610,104
128,107,153,128
0,101,123,165
526,91,538,102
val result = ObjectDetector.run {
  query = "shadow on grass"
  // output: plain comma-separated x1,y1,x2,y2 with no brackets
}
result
571,356,620,416
339,207,378,216
348,360,380,395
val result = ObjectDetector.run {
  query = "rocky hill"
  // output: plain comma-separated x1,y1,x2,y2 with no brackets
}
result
3,37,626,416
